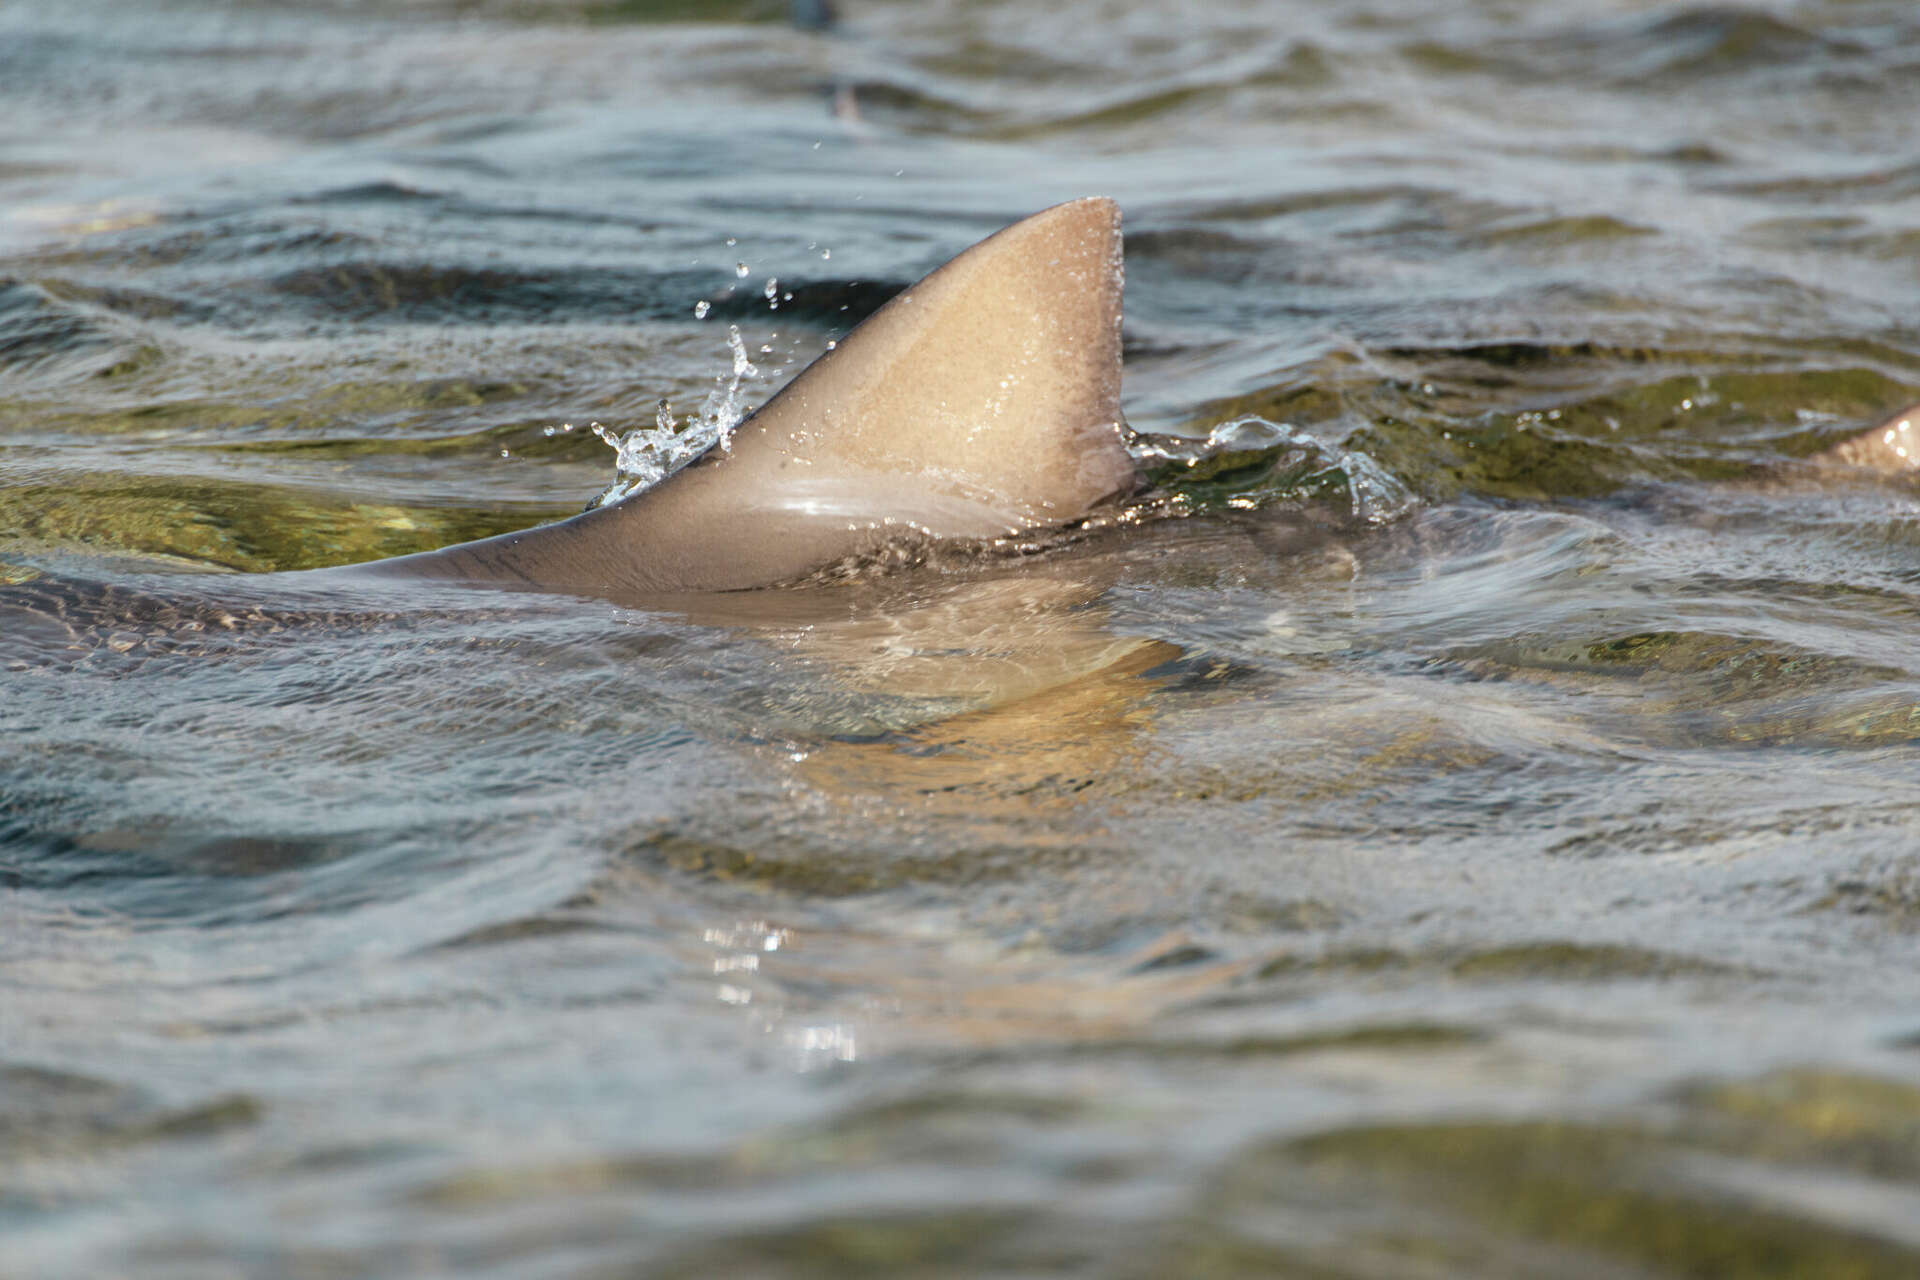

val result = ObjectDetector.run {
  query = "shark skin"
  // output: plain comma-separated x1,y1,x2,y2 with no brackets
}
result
344,197,1138,600
1815,402,1920,474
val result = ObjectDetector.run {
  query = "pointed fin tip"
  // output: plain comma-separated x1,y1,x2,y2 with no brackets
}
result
1033,194,1120,235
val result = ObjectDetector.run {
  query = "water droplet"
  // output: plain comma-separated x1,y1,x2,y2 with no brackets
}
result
499,448,510,458
585,325,769,506
693,299,711,319
762,277,779,300
735,262,749,278
725,236,737,247
820,248,831,260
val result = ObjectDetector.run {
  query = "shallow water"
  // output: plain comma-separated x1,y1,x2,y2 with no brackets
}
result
6,0,1920,1275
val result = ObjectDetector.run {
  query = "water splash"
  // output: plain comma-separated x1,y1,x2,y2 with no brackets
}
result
589,325,763,508
1132,415,1416,524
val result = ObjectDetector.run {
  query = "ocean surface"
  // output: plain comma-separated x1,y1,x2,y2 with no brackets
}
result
6,0,1920,1275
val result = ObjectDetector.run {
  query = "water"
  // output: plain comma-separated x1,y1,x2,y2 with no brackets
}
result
6,0,1920,1274
589,321,758,507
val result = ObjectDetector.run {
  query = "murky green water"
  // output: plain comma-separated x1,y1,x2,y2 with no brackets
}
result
6,0,1920,1275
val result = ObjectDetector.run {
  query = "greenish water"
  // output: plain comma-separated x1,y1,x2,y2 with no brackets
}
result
5,0,1920,1275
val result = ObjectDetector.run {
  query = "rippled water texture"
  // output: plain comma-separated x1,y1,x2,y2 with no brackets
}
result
6,0,1920,1275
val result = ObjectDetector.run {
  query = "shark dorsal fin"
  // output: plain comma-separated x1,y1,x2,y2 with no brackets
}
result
377,198,1138,597
721,195,1134,529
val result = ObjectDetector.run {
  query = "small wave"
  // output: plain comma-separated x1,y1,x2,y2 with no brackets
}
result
0,280,156,388
1132,415,1416,526
289,180,443,207
269,261,713,325
1475,214,1658,248
1439,5,1865,89
1623,6,1861,80
1325,345,1920,497
696,276,902,327
1709,159,1920,204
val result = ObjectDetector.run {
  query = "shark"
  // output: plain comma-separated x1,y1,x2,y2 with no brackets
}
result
6,195,1914,657
330,191,1920,600
6,195,1917,823
0,197,1161,751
